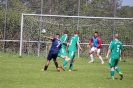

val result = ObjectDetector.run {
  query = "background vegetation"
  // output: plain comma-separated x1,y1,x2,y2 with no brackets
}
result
0,0,133,57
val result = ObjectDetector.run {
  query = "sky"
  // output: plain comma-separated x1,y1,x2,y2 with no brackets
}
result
122,0,133,6
0,0,133,6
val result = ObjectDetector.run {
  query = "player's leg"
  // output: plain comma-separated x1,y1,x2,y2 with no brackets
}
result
109,58,115,80
60,48,68,68
88,47,94,63
58,48,64,58
96,49,104,64
69,53,75,71
41,52,52,71
114,59,123,80
62,56,67,69
58,48,68,69
53,54,60,72
58,48,67,59
69,59,75,71
60,51,73,70
110,66,115,80
44,60,50,70
60,58,69,71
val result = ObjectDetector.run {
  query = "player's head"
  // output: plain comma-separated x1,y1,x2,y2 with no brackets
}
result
114,34,119,39
56,34,60,39
94,31,98,37
74,30,79,35
64,29,69,34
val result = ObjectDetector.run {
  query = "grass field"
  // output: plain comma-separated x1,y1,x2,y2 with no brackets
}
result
0,52,133,88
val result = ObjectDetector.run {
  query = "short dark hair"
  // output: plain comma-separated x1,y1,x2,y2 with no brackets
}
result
56,34,60,36
74,30,79,34
64,30,69,34
95,31,98,34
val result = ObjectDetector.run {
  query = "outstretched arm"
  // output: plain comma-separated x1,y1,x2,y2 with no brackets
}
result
43,36,53,40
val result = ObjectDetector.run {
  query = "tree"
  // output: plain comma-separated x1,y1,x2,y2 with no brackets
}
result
80,0,122,17
117,6,133,18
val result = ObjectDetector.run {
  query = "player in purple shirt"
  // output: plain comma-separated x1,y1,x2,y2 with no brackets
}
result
41,34,61,72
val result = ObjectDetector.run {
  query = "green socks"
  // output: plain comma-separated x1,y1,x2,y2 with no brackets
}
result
62,59,74,70
115,66,121,73
69,63,73,70
62,60,68,66
110,68,115,78
110,67,122,79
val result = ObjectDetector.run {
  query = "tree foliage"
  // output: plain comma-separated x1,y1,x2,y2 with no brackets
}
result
0,0,133,56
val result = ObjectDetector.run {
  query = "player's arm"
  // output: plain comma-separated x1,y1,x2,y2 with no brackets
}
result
63,42,69,46
77,42,82,50
106,49,111,60
43,36,53,40
120,50,124,57
97,37,102,48
87,38,93,47
106,41,113,60
120,43,124,57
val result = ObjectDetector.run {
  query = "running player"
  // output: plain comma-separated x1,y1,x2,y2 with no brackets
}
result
106,34,124,80
88,32,104,64
60,30,82,71
41,34,61,72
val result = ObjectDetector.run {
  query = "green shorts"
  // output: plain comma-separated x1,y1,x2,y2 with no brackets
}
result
108,58,119,67
68,51,75,59
58,48,67,57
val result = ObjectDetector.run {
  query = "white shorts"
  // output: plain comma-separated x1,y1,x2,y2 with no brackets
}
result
91,47,101,53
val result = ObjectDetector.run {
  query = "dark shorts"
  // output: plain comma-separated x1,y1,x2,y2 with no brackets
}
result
47,51,58,61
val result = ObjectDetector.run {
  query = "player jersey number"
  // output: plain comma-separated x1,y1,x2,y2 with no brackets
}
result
56,42,61,47
117,45,120,52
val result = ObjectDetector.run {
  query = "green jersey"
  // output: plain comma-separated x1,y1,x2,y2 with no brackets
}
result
68,35,79,52
60,34,68,49
109,39,124,59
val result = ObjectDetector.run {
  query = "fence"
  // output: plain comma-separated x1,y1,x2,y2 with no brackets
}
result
19,14,133,57
0,0,133,58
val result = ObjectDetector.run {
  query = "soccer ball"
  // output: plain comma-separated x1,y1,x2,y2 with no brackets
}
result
41,29,46,33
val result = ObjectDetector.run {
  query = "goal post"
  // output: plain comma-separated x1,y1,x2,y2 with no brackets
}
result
19,13,133,57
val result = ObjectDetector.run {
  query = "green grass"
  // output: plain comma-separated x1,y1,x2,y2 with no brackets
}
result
0,52,133,88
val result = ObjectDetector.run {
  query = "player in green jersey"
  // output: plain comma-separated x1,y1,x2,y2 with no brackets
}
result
60,30,82,71
106,34,124,80
58,30,69,59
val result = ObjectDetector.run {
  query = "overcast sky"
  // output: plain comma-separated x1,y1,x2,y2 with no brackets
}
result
122,0,133,6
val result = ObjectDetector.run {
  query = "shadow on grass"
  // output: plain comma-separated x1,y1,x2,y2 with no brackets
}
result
49,69,79,72
72,70,78,71
106,77,119,80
